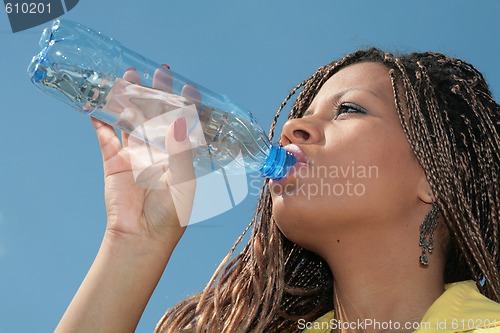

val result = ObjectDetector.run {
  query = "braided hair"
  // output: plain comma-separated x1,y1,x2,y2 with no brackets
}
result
155,48,500,332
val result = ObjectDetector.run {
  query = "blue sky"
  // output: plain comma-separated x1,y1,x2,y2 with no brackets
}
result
1,1,499,332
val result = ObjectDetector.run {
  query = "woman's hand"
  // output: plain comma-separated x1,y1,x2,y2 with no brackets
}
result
92,66,197,246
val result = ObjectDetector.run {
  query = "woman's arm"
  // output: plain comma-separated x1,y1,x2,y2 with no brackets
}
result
55,230,180,333
55,71,196,331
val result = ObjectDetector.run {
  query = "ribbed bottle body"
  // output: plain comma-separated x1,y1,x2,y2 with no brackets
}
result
28,20,295,179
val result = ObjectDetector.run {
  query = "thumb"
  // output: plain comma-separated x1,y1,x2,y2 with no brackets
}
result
164,116,197,227
165,116,196,185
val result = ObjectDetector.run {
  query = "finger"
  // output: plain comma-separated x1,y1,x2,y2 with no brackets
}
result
121,131,130,148
116,106,148,134
152,65,173,92
165,116,196,227
90,117,122,163
181,84,203,130
181,83,202,106
165,116,196,185
123,67,141,84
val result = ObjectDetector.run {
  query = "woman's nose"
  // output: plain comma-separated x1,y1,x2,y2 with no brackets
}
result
280,117,321,146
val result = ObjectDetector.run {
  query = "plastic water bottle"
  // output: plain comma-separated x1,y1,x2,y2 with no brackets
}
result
27,20,296,180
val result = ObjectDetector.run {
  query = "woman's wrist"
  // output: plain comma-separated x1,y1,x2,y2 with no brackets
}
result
102,225,184,261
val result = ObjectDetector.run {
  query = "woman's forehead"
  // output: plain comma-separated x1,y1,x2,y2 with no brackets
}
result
323,62,392,94
307,62,395,107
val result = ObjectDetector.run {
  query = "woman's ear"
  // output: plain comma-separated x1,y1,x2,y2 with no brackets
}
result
417,172,434,204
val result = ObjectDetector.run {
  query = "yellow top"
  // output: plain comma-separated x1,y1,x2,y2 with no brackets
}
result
302,280,500,332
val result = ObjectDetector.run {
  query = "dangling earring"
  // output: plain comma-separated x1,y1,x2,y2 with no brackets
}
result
419,203,439,266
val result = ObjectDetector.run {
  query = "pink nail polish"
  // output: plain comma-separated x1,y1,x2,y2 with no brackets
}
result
174,117,187,142
161,63,171,69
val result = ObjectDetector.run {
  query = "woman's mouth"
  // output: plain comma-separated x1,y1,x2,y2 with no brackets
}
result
271,144,309,184
284,144,308,164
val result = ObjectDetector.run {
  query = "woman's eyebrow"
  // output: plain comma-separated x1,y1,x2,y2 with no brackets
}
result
332,87,381,101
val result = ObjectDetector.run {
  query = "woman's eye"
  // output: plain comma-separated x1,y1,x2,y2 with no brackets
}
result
335,103,367,118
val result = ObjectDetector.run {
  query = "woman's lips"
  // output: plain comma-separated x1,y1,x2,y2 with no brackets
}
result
284,144,308,164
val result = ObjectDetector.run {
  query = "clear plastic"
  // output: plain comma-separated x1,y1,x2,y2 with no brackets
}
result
27,20,296,180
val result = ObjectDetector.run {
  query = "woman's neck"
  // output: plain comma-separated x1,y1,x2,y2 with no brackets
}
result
323,225,446,333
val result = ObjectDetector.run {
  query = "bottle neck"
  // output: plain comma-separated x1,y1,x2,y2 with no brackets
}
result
260,144,297,180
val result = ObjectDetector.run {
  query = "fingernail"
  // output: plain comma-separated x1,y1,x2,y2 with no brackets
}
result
174,117,187,142
126,67,136,71
161,63,171,69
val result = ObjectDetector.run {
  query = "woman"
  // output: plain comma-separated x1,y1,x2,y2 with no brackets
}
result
55,48,500,332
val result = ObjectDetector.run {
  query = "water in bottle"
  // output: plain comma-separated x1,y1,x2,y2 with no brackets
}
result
27,20,296,180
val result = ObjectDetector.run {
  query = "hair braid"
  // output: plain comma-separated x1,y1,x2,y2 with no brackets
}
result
391,52,500,300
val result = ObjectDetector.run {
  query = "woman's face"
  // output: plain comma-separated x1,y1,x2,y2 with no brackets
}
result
270,62,429,254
